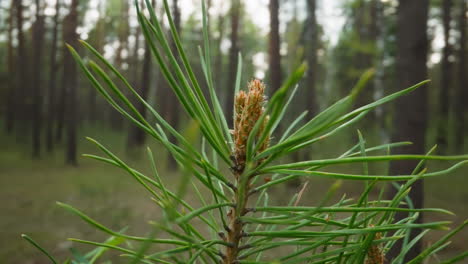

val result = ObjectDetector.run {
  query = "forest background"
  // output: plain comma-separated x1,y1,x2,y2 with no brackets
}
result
0,0,466,262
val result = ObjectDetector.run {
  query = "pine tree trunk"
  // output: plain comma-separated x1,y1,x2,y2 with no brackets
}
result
305,0,318,117
373,0,388,143
131,27,141,89
46,0,60,152
56,9,69,144
63,0,79,165
5,0,15,133
454,0,467,152
152,0,172,165
387,0,429,261
207,0,212,32
225,0,240,125
166,0,181,170
55,63,67,143
214,13,225,100
268,0,282,93
32,0,45,158
126,26,141,149
436,0,453,153
354,0,377,110
110,0,130,130
128,30,151,148
14,0,29,134
88,1,105,124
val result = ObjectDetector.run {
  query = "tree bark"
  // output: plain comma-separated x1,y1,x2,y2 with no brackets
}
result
225,0,240,125
128,28,151,148
46,0,60,152
14,0,29,133
168,0,180,130
55,60,66,143
214,13,225,86
305,0,318,117
165,0,181,169
63,0,80,165
110,0,130,130
87,1,105,124
206,0,212,33
455,0,467,152
126,25,142,149
131,27,141,90
353,0,377,110
5,0,15,133
32,0,45,158
387,0,429,261
436,0,453,153
157,2,169,132
56,11,68,143
373,0,388,143
268,0,282,94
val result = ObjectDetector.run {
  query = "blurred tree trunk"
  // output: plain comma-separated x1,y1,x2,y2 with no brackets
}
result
56,6,68,143
214,11,225,102
114,0,129,70
62,0,79,165
285,1,304,164
128,28,151,148
207,0,212,32
305,0,317,117
14,0,29,134
455,0,467,152
151,0,170,166
368,0,379,58
5,0,15,133
165,0,181,169
168,0,180,131
131,28,141,88
110,0,130,130
46,0,60,152
436,0,453,153
55,62,66,142
373,0,388,143
387,0,429,261
225,0,240,125
157,2,169,130
172,0,181,36
88,1,105,124
32,0,45,158
268,0,282,93
354,0,378,110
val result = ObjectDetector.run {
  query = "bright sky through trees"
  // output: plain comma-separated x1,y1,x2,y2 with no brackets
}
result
27,0,443,74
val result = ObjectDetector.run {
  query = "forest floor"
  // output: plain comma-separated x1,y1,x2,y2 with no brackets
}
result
0,127,466,263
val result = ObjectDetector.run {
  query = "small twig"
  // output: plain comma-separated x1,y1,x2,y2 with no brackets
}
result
238,253,248,260
226,182,237,192
240,230,249,237
218,232,226,241
243,207,256,215
238,244,253,251
226,242,236,248
217,251,226,259
294,181,309,206
248,189,259,197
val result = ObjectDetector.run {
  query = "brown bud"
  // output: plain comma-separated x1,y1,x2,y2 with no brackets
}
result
232,79,270,173
365,228,385,264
